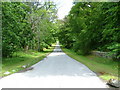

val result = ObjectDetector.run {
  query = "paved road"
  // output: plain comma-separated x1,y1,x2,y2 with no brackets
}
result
0,43,108,88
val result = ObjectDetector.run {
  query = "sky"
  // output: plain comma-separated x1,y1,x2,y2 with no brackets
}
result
55,0,74,19
38,0,119,19
38,0,74,19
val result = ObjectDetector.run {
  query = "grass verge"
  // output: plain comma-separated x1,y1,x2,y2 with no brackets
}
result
62,48,119,81
1,46,54,77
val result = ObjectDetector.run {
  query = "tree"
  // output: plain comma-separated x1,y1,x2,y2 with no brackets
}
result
58,2,120,59
2,2,58,57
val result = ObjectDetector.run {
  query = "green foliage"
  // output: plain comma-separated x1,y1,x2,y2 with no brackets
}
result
57,19,75,49
2,2,30,57
58,2,120,59
2,2,58,57
107,43,120,60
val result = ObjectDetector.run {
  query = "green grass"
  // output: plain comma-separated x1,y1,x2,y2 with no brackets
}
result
62,48,119,81
1,46,54,77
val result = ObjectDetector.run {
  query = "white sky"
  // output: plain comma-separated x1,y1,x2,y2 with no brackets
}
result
39,0,74,19
55,0,74,19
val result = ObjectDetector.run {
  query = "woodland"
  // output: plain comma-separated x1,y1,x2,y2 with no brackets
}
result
1,2,120,79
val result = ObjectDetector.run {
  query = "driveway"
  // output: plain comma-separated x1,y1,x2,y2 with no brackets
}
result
0,43,108,88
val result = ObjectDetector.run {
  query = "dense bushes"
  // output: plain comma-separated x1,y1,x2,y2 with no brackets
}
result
57,2,120,59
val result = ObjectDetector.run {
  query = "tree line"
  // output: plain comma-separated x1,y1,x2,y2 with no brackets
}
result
2,2,58,57
57,2,120,60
